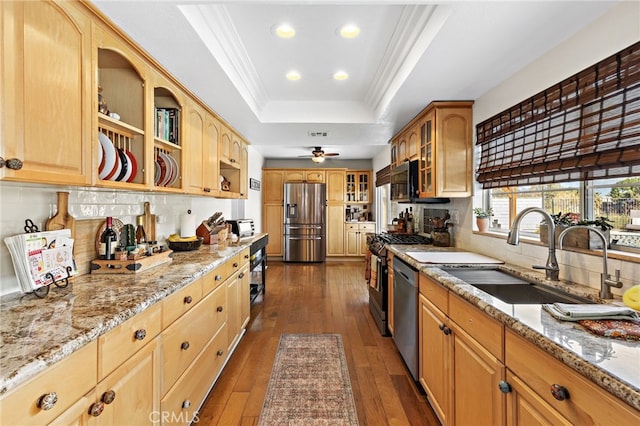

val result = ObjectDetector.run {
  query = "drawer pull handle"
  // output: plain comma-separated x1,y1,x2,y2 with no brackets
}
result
37,392,58,411
101,390,116,404
184,295,193,304
498,381,511,394
182,400,191,409
233,262,239,268
244,254,249,259
89,402,105,417
217,306,224,312
203,187,211,193
0,157,23,170
216,349,224,357
134,329,147,341
215,275,222,281
239,272,245,279
550,384,569,401
181,341,190,350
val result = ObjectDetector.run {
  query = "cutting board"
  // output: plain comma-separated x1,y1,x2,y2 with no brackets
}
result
137,202,156,241
45,192,76,240
406,251,504,264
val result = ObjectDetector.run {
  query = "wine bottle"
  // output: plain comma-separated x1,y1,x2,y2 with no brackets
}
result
99,217,118,260
406,208,414,234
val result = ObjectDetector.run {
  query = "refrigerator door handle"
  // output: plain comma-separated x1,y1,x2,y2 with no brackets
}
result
286,236,323,240
286,225,323,229
286,203,297,218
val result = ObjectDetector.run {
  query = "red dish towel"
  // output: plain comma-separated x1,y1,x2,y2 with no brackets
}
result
577,319,640,341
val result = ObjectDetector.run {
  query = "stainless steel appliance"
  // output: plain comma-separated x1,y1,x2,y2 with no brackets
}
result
227,219,255,238
393,255,419,381
390,160,450,204
367,233,432,336
283,182,326,262
249,234,268,303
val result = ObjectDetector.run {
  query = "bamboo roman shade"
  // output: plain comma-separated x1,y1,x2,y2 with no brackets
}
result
476,41,640,189
376,165,391,186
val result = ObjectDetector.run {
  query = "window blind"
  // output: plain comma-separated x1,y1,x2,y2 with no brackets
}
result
376,165,391,187
476,41,640,189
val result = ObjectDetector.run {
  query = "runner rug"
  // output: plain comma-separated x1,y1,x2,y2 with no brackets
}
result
258,333,359,425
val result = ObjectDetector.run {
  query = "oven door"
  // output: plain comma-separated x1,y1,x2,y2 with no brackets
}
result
368,253,388,335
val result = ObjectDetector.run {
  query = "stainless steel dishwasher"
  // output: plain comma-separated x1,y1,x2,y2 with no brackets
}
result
392,256,419,381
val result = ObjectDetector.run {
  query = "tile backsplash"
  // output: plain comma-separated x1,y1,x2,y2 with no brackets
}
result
0,182,235,296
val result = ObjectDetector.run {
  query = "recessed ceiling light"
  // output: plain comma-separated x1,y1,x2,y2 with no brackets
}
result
274,23,295,39
333,71,349,81
339,24,360,39
286,70,301,81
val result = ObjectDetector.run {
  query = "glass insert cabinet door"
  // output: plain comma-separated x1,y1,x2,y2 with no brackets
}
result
419,110,434,197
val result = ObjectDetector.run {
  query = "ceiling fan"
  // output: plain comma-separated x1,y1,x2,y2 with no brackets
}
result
299,146,340,163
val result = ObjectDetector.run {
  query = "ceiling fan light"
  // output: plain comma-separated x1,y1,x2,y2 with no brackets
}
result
339,24,360,39
286,70,301,81
311,156,325,163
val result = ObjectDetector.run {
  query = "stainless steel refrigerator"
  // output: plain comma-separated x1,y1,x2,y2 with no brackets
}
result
283,182,326,262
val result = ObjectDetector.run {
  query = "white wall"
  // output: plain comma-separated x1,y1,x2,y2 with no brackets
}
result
0,148,265,296
458,1,640,296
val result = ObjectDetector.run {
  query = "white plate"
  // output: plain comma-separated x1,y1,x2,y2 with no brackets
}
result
167,152,179,186
120,149,133,182
98,139,104,172
98,133,117,180
158,152,172,187
154,158,161,185
107,147,122,181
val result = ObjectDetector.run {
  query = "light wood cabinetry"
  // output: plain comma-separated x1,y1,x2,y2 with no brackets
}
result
0,341,97,425
263,169,285,204
345,170,371,203
344,222,375,256
326,170,346,256
387,252,395,335
262,169,285,256
504,329,640,426
283,169,325,183
1,0,92,185
419,274,505,426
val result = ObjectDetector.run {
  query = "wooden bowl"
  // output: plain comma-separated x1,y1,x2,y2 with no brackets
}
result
168,237,204,252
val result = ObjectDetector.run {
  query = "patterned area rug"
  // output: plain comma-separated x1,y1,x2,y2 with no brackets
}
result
258,333,359,425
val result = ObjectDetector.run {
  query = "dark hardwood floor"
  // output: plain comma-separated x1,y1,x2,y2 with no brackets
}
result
196,261,440,425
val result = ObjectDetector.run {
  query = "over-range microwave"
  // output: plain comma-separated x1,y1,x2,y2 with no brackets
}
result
390,160,451,204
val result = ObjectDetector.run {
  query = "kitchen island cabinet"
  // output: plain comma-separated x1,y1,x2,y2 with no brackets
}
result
0,236,263,424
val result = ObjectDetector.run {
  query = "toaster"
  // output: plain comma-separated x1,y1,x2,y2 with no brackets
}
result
227,219,254,238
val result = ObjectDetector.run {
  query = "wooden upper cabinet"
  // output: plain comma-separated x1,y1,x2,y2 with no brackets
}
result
262,169,284,203
230,135,242,166
305,170,325,183
284,170,305,182
203,113,221,195
407,125,420,160
326,170,345,202
183,101,206,195
1,1,92,185
219,125,233,166
397,136,408,164
390,140,399,168
345,170,371,203
239,141,248,199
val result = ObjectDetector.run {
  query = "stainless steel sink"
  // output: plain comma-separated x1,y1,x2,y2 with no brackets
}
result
442,268,595,304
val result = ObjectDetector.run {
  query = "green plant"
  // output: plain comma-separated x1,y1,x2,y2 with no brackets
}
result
473,207,493,218
542,212,614,231
578,216,614,231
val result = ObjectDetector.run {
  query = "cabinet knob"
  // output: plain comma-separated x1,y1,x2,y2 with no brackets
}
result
216,306,224,312
0,157,23,170
230,158,236,163
184,295,193,304
244,254,249,259
203,187,211,193
441,326,451,335
233,262,239,268
182,400,191,409
37,392,58,411
498,381,512,394
550,384,569,401
89,402,105,417
181,341,190,350
216,349,224,357
134,329,147,341
101,390,116,404
215,275,222,281
239,272,245,279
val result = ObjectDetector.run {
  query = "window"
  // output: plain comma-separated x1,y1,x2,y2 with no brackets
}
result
487,177,640,250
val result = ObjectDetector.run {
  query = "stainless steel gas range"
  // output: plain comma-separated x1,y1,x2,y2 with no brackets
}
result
367,233,432,335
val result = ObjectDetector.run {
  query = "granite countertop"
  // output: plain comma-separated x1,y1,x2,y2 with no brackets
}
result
0,233,268,396
388,244,640,411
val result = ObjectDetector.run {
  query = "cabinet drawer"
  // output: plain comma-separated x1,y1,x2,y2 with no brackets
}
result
419,273,448,314
161,324,229,426
345,223,359,231
98,303,161,379
450,294,503,361
505,329,640,424
162,277,203,328
359,223,375,232
0,340,97,426
202,261,233,294
162,283,226,395
238,247,250,266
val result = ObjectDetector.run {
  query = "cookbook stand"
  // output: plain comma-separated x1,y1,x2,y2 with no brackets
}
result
33,266,73,298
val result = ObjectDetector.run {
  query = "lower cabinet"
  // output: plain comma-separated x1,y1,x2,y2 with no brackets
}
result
345,222,375,256
387,252,394,335
504,329,640,426
419,274,505,426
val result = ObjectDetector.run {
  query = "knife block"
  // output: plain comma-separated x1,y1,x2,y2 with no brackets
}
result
196,222,228,245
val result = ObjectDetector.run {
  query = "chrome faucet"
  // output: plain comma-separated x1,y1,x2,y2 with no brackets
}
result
507,207,559,280
557,225,623,299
